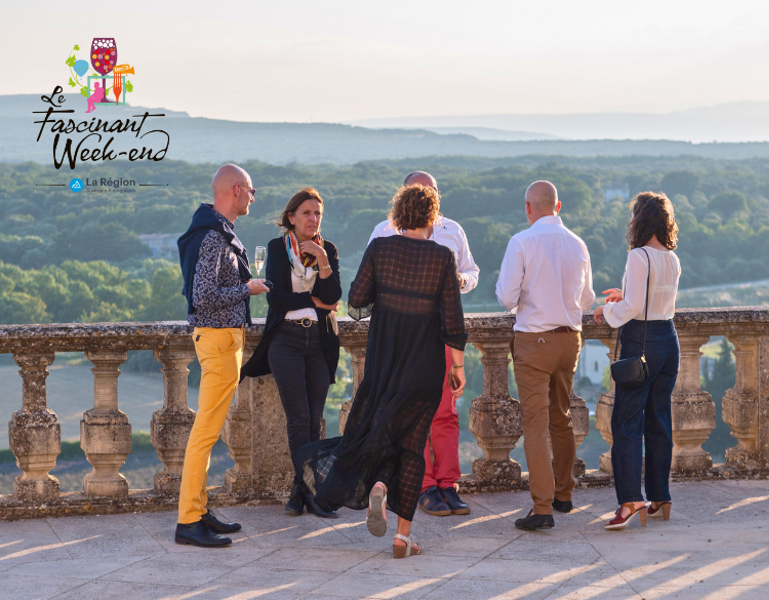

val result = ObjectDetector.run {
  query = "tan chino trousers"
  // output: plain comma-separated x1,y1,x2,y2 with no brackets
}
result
512,329,581,516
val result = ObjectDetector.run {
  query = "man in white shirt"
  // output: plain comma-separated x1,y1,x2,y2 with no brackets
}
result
369,171,480,517
496,180,595,530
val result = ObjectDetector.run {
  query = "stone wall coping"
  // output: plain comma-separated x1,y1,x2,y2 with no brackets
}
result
0,307,767,353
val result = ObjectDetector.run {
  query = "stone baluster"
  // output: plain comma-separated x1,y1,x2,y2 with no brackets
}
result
671,334,715,472
468,339,522,484
595,336,617,474
570,390,589,478
338,336,367,434
223,351,253,495
9,352,60,502
723,334,769,470
81,350,131,496
151,342,197,495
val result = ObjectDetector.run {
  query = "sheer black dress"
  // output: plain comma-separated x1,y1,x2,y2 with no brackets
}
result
294,235,467,521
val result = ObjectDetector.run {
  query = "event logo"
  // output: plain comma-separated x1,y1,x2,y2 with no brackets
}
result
34,38,169,170
65,39,135,112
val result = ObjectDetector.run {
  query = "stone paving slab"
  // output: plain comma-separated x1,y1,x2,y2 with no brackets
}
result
1,481,769,600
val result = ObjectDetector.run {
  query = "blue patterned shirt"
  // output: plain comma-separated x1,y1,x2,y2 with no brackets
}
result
188,210,250,328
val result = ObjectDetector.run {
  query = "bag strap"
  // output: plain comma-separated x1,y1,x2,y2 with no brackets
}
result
613,248,651,362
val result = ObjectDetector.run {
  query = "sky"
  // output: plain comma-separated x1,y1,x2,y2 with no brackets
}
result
1,0,768,123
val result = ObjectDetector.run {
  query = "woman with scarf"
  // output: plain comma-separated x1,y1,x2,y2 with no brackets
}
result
240,188,342,518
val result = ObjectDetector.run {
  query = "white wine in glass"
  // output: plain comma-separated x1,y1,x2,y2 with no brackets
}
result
254,246,266,277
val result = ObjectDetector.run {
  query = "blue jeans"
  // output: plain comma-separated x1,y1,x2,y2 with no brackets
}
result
611,319,679,505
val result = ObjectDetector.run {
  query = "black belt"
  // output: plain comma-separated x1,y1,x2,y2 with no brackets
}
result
287,318,317,328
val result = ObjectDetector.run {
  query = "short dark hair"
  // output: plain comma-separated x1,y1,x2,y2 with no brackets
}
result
389,184,441,231
627,191,678,250
277,188,324,231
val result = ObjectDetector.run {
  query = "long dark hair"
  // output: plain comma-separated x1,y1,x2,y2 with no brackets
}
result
277,188,324,231
627,191,678,250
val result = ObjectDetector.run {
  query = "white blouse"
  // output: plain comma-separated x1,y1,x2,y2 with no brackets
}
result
603,247,681,329
285,266,319,322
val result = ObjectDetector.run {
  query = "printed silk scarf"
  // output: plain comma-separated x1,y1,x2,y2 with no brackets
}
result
283,231,324,280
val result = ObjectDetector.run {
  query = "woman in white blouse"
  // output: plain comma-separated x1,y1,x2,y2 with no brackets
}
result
594,192,681,531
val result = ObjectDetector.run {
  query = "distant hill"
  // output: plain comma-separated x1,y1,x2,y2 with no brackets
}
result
0,93,189,118
3,94,769,165
350,102,769,144
421,127,562,141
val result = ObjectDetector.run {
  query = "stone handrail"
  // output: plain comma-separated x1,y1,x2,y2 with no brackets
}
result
1,307,767,519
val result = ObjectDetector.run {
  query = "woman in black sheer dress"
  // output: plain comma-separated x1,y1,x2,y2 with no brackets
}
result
295,184,467,558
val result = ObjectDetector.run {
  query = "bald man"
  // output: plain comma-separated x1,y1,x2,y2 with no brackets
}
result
369,170,480,518
496,180,595,530
176,164,270,547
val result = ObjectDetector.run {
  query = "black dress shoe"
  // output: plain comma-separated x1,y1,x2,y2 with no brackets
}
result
175,521,232,547
302,487,339,519
201,509,242,534
440,487,471,515
515,510,555,530
552,499,573,513
286,484,304,516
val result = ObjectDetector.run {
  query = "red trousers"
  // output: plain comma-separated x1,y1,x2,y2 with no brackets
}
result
422,346,461,491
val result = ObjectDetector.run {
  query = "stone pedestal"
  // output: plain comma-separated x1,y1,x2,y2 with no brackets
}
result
468,340,522,484
223,372,253,495
151,343,197,495
571,391,589,478
81,350,131,497
338,338,367,435
250,375,293,498
595,337,618,474
723,334,768,470
671,335,715,473
9,352,60,502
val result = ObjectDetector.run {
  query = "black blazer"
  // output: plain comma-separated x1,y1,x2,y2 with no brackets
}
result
240,237,342,383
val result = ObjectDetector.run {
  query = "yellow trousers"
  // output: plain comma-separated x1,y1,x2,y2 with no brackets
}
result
178,326,245,524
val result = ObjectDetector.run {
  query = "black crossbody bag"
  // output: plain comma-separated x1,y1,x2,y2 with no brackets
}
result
610,248,650,386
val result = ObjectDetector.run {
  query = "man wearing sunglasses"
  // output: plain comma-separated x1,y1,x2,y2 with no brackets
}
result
176,164,269,547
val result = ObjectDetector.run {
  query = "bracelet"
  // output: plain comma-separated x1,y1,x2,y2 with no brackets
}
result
319,264,331,271
451,364,464,369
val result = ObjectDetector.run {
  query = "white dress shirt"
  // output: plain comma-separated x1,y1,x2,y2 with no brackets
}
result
285,266,319,322
603,247,681,328
367,217,480,293
496,215,596,332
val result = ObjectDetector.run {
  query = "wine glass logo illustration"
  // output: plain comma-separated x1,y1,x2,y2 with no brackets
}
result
90,38,117,103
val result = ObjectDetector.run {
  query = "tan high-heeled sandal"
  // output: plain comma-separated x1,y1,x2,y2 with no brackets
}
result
393,533,423,558
367,482,387,537
648,501,672,521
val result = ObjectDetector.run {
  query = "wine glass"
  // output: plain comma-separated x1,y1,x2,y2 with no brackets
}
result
254,246,266,277
90,38,117,103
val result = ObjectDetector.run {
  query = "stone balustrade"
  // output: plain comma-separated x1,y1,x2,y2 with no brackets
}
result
1,307,767,520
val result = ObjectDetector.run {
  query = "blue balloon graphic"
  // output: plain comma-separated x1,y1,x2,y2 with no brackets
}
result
73,60,89,77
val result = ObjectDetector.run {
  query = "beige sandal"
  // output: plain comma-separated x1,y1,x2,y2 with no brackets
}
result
393,533,423,558
367,482,387,537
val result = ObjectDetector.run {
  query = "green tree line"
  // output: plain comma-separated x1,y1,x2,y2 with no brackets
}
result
1,156,768,323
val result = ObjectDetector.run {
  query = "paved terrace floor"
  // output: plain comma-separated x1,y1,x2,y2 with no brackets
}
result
2,481,769,600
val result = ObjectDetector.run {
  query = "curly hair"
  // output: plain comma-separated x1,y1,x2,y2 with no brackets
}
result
277,188,324,231
388,184,441,232
627,191,678,250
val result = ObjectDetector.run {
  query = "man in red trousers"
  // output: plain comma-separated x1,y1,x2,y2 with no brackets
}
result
368,171,480,516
